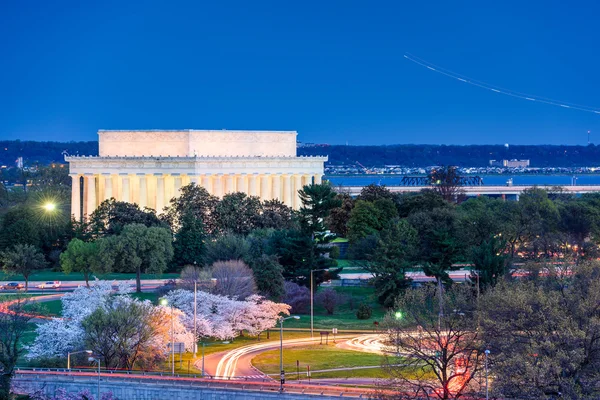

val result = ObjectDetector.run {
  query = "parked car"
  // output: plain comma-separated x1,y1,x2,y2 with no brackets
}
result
37,281,62,289
2,282,25,290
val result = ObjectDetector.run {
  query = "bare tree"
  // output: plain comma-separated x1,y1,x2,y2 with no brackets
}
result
211,260,257,300
428,166,465,203
315,288,345,315
0,296,38,398
179,265,213,291
380,286,484,400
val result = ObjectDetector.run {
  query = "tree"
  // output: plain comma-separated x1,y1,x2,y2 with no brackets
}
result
1,244,47,290
204,234,250,265
82,296,186,370
179,265,212,290
428,166,465,203
0,297,38,399
258,199,296,230
326,193,354,237
298,182,341,236
211,260,257,300
99,224,173,292
87,199,166,237
214,192,262,235
409,207,463,283
347,200,382,243
367,219,418,307
558,200,599,258
283,281,310,314
395,189,449,218
470,235,508,291
60,239,99,287
172,213,206,267
382,286,483,399
479,262,600,398
315,288,345,315
0,206,41,251
250,254,285,301
357,184,394,202
162,183,219,234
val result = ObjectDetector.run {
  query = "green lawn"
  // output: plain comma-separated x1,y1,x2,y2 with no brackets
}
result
0,270,179,282
252,344,384,375
284,286,386,331
24,299,62,317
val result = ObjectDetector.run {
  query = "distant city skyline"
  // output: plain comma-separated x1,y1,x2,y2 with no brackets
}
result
1,1,598,145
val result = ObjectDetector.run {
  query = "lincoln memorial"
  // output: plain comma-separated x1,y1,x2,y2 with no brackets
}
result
66,130,327,220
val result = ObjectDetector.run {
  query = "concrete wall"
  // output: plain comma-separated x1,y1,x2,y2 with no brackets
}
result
13,375,346,400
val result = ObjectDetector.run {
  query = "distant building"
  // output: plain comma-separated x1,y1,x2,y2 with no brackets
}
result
489,159,530,168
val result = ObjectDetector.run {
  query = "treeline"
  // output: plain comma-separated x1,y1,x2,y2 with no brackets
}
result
4,139,600,167
331,183,600,306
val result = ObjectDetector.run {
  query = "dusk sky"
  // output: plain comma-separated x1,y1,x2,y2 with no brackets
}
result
1,1,598,145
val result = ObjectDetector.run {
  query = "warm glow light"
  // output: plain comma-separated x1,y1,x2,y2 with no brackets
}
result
43,203,56,212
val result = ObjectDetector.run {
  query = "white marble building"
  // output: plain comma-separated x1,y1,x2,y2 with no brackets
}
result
66,130,327,220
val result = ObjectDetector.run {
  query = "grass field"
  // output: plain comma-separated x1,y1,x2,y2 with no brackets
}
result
23,299,62,317
0,270,179,282
252,344,384,375
284,286,387,331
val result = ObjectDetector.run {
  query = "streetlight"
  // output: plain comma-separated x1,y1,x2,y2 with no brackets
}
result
484,349,490,400
67,350,92,370
160,298,175,376
88,354,102,400
310,269,328,338
394,311,403,356
280,315,300,392
43,202,56,212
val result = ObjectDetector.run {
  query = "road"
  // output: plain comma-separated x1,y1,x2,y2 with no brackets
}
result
0,279,165,294
197,335,358,380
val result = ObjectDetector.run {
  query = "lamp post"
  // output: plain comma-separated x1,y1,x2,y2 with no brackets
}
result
88,354,102,400
280,315,300,392
484,349,490,400
67,350,92,370
193,281,197,357
394,311,403,356
160,298,175,376
310,269,328,338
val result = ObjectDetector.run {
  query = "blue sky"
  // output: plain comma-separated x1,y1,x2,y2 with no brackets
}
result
1,0,598,145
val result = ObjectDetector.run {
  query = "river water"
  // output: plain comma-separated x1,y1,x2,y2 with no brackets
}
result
326,175,600,187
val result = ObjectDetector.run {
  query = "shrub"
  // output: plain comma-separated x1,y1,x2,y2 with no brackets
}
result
356,303,373,320
283,281,310,314
315,288,345,315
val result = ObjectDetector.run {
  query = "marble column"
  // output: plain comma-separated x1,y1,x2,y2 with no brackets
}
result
272,174,281,202
237,174,247,194
174,175,182,195
190,175,199,185
302,174,312,187
249,174,258,196
156,175,165,212
293,174,303,209
282,175,292,207
225,174,234,194
202,175,213,193
314,174,322,185
121,175,130,202
139,175,148,208
86,175,96,216
213,174,223,198
104,174,113,201
71,175,81,221
260,175,270,200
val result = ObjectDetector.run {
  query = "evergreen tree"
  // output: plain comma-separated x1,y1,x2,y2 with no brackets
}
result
173,213,206,268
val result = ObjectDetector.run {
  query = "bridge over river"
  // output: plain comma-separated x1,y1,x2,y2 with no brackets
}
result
339,185,600,199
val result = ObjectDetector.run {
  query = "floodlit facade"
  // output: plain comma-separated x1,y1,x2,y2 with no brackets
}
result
66,130,327,220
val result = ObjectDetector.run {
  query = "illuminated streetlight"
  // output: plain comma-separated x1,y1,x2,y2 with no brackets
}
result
43,202,57,212
160,298,175,376
394,311,403,320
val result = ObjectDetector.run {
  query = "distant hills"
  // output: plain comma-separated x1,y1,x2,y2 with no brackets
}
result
2,140,600,168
